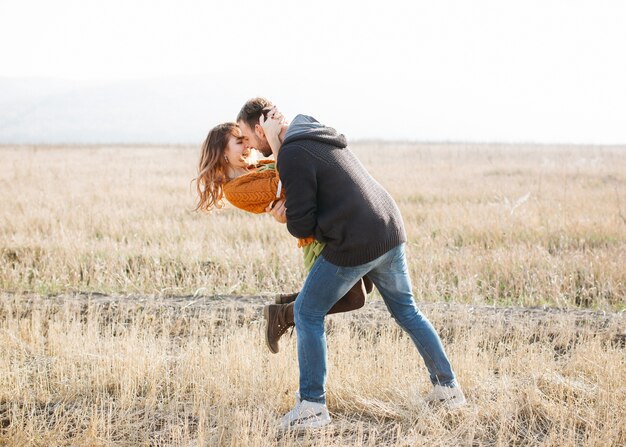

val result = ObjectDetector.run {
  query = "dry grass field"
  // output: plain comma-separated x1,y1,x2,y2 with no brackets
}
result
0,143,625,446
1,143,624,308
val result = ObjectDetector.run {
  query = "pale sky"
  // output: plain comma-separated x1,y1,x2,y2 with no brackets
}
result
1,0,625,144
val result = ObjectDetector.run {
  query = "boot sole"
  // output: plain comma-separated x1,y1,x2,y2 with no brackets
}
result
262,305,279,354
278,416,332,432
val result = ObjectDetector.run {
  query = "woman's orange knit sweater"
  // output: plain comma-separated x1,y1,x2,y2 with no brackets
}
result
222,161,314,248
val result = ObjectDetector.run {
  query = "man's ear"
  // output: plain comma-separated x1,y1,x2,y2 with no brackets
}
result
254,123,266,140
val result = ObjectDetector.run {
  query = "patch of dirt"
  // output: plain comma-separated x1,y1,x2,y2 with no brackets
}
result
2,292,623,335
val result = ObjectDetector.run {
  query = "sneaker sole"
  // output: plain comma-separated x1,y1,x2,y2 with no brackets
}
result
445,397,467,410
279,418,332,432
262,305,279,354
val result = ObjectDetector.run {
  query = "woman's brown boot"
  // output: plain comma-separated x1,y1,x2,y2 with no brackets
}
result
274,292,299,304
262,302,295,354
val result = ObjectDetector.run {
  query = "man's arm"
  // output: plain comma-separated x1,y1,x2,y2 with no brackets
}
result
276,145,318,239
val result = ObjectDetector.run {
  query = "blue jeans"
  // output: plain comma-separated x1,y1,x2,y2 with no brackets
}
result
294,243,457,404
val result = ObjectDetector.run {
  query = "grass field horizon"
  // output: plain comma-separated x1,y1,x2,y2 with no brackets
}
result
1,142,625,445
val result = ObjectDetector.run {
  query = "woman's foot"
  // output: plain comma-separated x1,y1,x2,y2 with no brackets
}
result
263,302,295,353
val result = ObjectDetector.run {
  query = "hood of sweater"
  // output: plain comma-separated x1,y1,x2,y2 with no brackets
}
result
283,114,347,148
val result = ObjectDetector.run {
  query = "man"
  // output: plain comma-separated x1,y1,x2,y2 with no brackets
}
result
237,98,466,431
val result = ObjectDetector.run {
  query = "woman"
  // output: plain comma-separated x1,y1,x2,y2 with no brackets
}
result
194,119,372,354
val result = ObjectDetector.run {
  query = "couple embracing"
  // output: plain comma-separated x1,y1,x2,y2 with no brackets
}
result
195,97,466,431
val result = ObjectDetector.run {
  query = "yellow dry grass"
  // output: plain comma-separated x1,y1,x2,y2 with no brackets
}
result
1,143,624,309
0,143,625,445
0,295,623,446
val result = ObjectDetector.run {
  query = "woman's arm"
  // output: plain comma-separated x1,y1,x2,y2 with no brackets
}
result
223,170,281,214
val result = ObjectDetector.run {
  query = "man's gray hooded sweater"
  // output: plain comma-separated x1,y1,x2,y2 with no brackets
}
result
276,115,406,267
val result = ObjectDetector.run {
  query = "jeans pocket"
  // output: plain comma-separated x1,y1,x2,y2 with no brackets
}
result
334,265,358,282
323,256,362,283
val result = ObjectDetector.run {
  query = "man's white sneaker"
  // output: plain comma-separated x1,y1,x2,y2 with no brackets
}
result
278,399,331,431
425,384,467,409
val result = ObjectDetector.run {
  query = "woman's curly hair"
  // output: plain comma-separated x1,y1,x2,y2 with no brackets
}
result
193,122,239,211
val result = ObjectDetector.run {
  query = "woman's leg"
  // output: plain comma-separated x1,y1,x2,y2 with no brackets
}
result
326,278,366,314
276,275,372,308
265,277,370,353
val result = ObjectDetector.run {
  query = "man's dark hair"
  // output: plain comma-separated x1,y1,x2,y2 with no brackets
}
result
236,97,273,130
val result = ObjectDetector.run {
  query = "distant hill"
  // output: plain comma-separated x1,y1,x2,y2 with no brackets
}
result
0,75,387,145
0,76,261,144
2,76,624,145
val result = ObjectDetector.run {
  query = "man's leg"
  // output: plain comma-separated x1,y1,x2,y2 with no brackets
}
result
294,255,363,404
366,244,457,386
